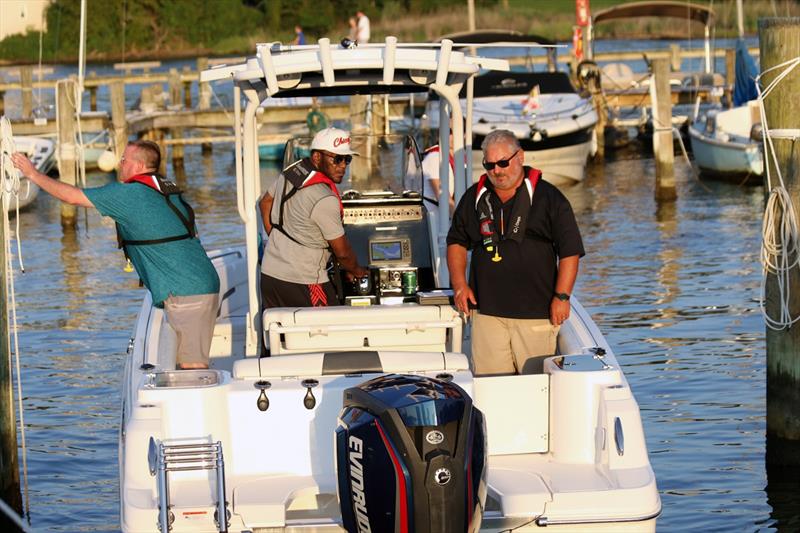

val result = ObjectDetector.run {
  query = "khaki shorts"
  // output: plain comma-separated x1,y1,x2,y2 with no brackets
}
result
470,311,559,376
164,293,219,368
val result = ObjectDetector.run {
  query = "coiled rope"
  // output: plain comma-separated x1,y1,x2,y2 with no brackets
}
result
0,116,30,519
756,57,800,330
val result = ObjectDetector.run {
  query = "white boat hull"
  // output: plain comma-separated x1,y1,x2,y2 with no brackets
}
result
688,102,763,181
119,247,660,533
471,134,595,186
6,136,55,211
119,41,659,533
688,125,763,178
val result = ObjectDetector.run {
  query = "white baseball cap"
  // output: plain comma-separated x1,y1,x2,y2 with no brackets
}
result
311,127,359,156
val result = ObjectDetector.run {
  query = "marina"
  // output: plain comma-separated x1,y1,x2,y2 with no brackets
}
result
1,1,800,532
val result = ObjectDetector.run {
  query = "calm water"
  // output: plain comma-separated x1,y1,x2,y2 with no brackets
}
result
4,47,797,531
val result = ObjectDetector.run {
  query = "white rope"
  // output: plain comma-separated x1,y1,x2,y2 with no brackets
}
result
0,116,30,519
756,56,800,329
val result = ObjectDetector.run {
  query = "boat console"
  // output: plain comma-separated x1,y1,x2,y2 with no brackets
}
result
284,133,438,305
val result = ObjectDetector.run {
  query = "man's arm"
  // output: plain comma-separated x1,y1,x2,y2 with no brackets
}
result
447,243,476,314
550,255,579,326
328,235,368,278
11,153,93,208
258,192,274,234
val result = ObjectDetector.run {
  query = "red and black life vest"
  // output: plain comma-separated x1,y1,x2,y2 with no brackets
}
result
115,173,196,257
474,167,541,251
270,157,341,249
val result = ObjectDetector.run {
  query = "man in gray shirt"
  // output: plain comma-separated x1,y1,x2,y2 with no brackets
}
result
259,127,367,307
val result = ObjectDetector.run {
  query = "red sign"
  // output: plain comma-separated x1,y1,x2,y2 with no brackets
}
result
576,0,590,27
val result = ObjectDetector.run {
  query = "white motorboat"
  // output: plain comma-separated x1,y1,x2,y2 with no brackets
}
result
6,135,55,211
119,38,660,532
687,37,763,183
688,101,763,182
425,31,598,187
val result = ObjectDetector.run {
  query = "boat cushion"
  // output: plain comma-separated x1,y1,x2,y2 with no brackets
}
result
232,351,469,379
262,304,461,354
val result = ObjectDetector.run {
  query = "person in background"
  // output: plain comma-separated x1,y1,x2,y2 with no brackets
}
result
12,141,220,370
292,25,306,45
356,10,370,44
348,17,358,43
259,127,367,310
446,129,584,376
421,128,456,214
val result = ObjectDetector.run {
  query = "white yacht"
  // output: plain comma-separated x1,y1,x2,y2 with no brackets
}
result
119,38,660,533
425,31,598,187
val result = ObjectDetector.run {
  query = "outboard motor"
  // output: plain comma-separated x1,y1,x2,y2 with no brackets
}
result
335,374,487,533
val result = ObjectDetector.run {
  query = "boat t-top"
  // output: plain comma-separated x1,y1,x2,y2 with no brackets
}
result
119,37,661,532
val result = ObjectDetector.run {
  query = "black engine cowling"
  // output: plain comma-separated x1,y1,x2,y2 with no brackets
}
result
335,374,487,533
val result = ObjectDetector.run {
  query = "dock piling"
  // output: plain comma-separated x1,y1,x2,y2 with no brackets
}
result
651,57,676,200
110,81,127,172
725,48,736,107
88,71,98,111
197,58,212,154
20,66,32,119
182,66,192,108
57,79,78,228
669,44,682,72
0,185,21,515
761,17,800,467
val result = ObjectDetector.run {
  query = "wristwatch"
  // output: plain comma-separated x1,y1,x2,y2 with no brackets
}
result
554,292,570,301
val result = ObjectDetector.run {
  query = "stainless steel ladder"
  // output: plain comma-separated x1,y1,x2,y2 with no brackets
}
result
148,438,229,532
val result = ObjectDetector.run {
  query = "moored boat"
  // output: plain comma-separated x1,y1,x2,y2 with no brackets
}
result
6,135,55,211
426,31,598,187
688,101,763,182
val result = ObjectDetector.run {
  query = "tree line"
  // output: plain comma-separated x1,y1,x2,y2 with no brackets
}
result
0,0,497,63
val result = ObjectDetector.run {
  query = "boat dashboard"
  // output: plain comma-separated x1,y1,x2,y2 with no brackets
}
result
284,133,439,305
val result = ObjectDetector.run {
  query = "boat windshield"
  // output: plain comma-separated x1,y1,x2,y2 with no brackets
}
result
283,133,424,196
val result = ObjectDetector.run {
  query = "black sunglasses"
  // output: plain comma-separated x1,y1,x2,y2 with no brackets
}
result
324,153,353,165
482,149,520,171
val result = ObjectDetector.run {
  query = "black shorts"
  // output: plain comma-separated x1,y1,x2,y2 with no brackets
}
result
261,273,339,308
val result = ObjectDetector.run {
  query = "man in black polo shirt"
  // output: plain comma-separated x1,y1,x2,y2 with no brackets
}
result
446,129,584,375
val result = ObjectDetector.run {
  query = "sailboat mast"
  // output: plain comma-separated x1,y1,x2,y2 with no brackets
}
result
78,0,87,93
736,0,744,38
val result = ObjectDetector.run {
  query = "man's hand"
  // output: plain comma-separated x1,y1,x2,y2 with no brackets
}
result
453,285,476,314
550,298,570,326
11,153,36,178
344,266,369,281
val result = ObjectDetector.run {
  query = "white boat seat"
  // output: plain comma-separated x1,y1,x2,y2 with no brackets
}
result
262,304,462,355
232,351,469,379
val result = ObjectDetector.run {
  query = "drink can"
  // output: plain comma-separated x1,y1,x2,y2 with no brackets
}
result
401,270,417,296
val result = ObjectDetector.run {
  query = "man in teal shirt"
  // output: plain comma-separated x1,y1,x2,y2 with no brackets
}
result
12,140,220,370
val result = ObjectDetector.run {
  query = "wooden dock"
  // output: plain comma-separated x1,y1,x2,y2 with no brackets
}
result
0,43,752,212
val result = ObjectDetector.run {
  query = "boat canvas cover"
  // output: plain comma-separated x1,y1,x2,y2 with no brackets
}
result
592,1,714,27
427,71,577,101
734,39,759,107
468,71,576,99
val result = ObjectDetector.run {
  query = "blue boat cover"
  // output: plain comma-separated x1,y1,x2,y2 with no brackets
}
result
734,38,759,106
